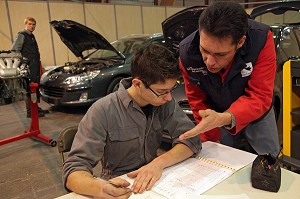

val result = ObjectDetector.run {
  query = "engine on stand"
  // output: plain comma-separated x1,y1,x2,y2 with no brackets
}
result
0,50,57,147
0,50,29,105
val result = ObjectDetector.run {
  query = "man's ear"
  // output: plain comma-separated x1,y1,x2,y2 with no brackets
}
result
132,78,142,88
237,35,246,49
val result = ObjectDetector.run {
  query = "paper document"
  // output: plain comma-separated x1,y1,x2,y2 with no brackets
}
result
56,142,256,199
199,141,257,171
122,141,257,199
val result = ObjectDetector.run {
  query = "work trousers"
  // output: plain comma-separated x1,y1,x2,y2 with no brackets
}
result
220,107,280,157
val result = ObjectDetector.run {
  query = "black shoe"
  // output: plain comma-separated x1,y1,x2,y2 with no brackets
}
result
38,107,50,114
27,110,45,118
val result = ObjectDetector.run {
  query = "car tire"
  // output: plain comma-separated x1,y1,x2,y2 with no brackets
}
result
106,77,124,95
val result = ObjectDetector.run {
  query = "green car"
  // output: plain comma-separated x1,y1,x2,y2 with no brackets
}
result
40,20,165,106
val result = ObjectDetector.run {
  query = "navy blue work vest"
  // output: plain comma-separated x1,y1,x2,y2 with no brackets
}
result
19,30,40,61
179,19,271,113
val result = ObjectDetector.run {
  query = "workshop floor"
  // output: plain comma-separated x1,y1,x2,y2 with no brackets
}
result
0,100,89,199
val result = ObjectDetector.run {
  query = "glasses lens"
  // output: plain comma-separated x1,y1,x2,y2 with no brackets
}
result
141,80,179,98
158,82,179,97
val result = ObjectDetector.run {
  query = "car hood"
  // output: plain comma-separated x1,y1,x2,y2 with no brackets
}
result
162,1,300,55
250,1,300,19
161,6,207,56
50,20,125,59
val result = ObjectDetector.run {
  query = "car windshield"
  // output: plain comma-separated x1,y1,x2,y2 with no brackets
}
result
253,8,300,64
253,9,300,25
276,26,300,64
86,37,148,59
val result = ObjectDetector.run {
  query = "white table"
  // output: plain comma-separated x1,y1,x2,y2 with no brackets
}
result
56,164,300,199
204,164,300,198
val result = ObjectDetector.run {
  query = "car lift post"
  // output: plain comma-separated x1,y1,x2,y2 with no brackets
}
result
0,83,57,147
280,60,300,170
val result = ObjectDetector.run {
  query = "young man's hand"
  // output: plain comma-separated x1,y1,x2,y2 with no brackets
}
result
98,178,132,199
126,161,163,194
67,171,132,199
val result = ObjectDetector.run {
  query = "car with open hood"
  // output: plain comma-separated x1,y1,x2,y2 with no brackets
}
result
40,20,165,106
161,1,300,127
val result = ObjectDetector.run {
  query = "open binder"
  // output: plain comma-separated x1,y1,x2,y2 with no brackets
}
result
72,142,257,199
126,141,257,199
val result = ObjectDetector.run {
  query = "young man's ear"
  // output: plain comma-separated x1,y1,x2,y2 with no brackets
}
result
132,78,142,88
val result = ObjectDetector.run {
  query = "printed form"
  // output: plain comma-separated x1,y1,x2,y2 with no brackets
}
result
122,142,256,199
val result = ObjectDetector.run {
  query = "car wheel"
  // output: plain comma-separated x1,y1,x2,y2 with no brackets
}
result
106,77,124,95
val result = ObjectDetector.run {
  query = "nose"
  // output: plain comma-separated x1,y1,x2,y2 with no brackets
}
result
163,92,173,101
205,54,216,66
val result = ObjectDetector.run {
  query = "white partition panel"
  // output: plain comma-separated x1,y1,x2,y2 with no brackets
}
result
142,6,166,34
85,4,117,43
49,2,85,65
115,5,143,39
0,1,13,50
166,7,185,18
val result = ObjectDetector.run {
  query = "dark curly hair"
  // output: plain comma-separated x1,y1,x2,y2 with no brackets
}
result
130,43,180,86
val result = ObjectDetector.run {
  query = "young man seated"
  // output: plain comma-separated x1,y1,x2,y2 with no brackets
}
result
62,43,201,198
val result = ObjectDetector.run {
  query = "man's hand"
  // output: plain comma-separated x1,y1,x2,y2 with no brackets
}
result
66,171,132,199
179,109,232,140
95,178,132,199
126,161,163,194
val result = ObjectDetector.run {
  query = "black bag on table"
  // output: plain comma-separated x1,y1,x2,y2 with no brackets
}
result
251,154,281,192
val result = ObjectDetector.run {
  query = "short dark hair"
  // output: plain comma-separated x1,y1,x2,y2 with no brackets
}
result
198,1,248,44
130,43,180,85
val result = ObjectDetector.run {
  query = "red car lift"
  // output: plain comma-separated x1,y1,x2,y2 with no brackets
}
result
0,83,57,147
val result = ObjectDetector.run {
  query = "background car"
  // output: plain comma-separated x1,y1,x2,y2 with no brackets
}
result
40,20,165,106
162,1,300,137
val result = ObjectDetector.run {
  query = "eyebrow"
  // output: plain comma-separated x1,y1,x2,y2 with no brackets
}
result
200,45,230,55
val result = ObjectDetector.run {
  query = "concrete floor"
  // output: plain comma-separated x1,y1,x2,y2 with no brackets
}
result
0,100,88,199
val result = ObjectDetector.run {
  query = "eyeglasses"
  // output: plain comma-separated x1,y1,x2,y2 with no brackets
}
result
141,80,179,98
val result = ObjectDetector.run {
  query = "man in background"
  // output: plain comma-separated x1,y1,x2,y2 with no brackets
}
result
12,17,48,117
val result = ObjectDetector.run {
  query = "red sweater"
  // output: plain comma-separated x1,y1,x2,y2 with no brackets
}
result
179,31,276,142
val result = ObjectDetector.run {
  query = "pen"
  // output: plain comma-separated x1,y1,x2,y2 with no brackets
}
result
108,180,125,188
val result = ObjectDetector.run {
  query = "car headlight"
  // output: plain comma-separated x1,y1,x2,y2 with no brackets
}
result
63,70,100,84
40,70,50,82
41,66,60,82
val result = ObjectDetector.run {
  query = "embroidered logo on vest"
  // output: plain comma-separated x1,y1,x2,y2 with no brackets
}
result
187,67,207,75
241,62,253,77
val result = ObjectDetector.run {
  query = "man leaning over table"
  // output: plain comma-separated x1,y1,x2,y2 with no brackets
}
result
178,1,280,157
62,43,201,198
